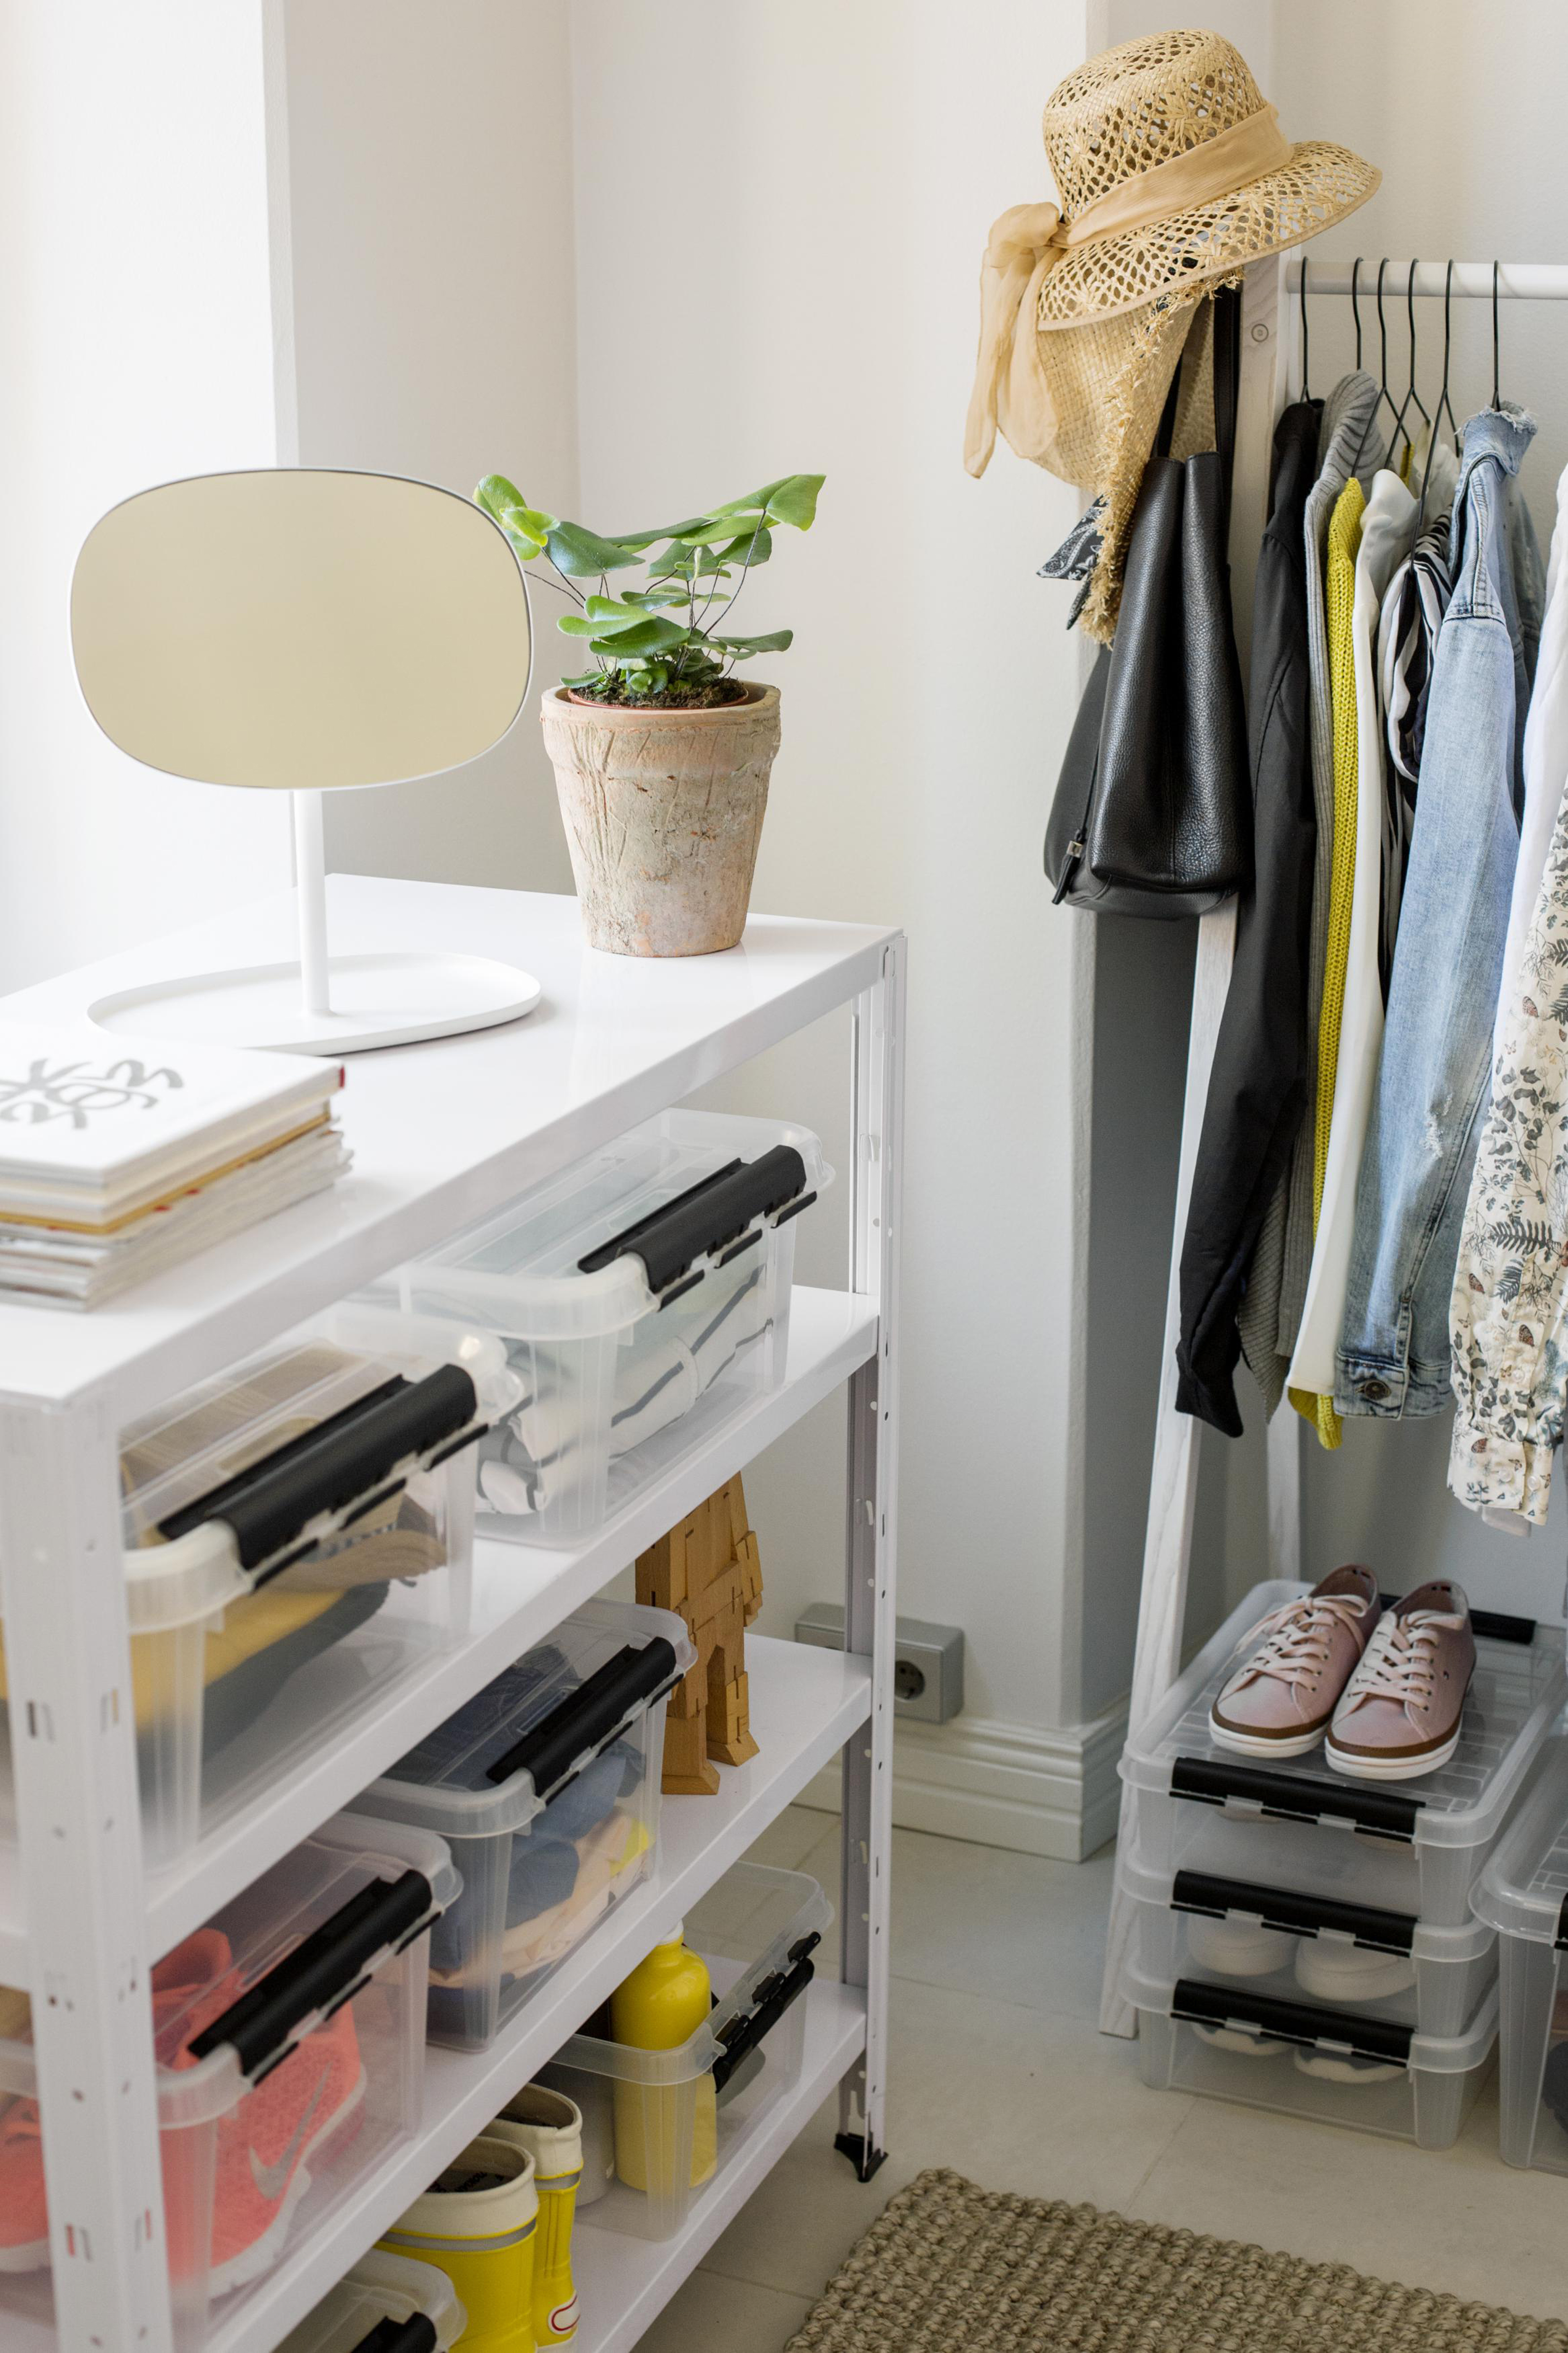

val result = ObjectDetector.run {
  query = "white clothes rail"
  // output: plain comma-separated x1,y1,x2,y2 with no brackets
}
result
1098,252,1568,2037
1286,259,1568,301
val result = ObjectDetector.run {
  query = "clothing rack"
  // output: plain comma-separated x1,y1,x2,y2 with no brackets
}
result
1098,253,1568,2038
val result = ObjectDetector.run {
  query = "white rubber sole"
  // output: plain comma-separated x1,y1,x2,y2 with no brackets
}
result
0,2235,48,2274
1207,1711,1328,1761
1322,1724,1462,1782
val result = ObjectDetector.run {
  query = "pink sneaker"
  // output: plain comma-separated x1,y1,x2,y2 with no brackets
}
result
1209,1566,1379,1758
0,1927,364,2297
0,2097,46,2271
0,1930,237,2276
1325,1580,1476,1782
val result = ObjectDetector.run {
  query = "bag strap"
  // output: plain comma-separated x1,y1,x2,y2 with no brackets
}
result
1211,281,1242,540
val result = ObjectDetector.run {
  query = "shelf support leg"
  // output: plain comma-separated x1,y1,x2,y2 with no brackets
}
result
0,1393,172,2353
836,937,903,2179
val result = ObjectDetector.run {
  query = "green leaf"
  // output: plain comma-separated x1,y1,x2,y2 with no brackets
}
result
475,472,527,521
710,477,794,519
557,614,605,638
587,615,692,657
612,515,716,551
761,474,823,529
709,628,794,655
545,519,643,577
648,545,698,580
580,593,651,630
501,503,558,540
715,526,771,568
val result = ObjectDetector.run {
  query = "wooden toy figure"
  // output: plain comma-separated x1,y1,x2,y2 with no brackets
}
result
635,1474,762,1795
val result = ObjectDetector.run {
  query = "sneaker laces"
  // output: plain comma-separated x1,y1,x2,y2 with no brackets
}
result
1342,1609,1465,1720
1225,1592,1371,1695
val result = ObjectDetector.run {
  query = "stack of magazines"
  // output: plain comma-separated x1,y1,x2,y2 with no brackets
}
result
0,1022,350,1306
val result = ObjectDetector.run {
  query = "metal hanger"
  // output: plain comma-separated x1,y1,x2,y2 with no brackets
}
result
1371,259,1401,443
1350,257,1364,371
1388,258,1431,471
1417,260,1459,520
1299,252,1311,398
1492,259,1504,408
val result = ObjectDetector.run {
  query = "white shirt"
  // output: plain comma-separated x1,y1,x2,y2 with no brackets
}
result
1289,469,1419,1399
1495,460,1568,1064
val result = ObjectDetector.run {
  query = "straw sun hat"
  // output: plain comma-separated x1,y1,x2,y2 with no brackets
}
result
966,29,1378,639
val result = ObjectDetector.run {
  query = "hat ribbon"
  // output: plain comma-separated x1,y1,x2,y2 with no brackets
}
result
964,104,1292,477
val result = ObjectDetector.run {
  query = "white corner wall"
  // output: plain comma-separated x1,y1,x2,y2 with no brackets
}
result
0,0,292,991
279,0,581,895
567,1,1100,1810
278,0,1110,1851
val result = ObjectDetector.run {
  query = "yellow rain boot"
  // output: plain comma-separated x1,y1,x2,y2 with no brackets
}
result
492,2086,583,2344
608,1925,717,2202
379,2134,537,2353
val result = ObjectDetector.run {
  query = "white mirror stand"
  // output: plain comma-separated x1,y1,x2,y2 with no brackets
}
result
86,787,542,1056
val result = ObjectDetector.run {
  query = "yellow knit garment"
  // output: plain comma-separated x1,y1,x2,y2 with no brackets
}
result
1290,473,1365,1450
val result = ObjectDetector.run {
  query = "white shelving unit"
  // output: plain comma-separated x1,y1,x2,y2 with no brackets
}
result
0,875,905,2353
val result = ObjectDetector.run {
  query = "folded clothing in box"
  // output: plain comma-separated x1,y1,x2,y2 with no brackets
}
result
0,1303,516,1868
382,1107,830,1543
358,1598,697,2050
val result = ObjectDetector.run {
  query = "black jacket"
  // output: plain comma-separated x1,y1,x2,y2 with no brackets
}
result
1175,399,1322,1435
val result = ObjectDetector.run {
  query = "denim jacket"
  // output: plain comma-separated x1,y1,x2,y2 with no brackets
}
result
1336,406,1540,1420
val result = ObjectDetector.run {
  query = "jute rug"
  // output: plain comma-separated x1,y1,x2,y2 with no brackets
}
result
784,2169,1568,2350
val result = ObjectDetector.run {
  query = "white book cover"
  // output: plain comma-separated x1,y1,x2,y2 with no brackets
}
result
0,1022,343,1213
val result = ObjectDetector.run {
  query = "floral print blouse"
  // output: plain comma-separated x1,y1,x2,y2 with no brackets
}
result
1450,787,1568,1524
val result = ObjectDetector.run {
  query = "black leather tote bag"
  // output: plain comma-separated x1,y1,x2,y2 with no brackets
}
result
1044,286,1251,915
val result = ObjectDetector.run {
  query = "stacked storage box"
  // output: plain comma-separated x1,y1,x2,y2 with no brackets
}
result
1472,1738,1568,2173
0,1814,459,2349
380,1108,829,1544
1116,1579,1567,2148
544,1861,832,2240
359,1599,697,2049
0,1301,513,1869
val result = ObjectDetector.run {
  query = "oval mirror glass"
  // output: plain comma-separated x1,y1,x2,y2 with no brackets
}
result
70,469,532,791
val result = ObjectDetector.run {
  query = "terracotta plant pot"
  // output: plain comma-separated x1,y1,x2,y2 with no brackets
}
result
540,683,782,956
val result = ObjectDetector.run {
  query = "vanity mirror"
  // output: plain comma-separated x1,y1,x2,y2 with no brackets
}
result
70,467,538,1052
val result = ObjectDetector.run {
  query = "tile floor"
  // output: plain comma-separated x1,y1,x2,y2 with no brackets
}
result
633,1806,1568,2350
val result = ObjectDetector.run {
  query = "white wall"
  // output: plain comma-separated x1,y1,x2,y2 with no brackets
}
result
0,0,292,991
280,0,581,896
567,0,1094,1742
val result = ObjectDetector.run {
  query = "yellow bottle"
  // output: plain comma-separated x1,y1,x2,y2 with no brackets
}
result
609,1925,717,2198
379,2135,537,2353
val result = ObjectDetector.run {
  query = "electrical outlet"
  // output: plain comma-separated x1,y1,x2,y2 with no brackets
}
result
794,1603,964,1723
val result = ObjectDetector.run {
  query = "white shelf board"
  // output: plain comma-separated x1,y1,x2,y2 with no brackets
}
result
574,1980,866,2353
0,1286,876,1982
0,879,893,1419
203,1642,871,2353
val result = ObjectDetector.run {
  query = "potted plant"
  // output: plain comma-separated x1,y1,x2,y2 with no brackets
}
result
475,471,822,956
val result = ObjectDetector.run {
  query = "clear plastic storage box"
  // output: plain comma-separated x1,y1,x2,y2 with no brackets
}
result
383,1109,830,1543
543,1861,832,2242
1125,1962,1498,2149
1472,1738,1568,2173
1117,1842,1496,2037
0,1303,511,1869
1120,1581,1566,1927
357,1598,697,2050
277,2249,466,2353
0,1812,458,2351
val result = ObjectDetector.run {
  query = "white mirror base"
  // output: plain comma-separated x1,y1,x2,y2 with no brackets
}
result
85,950,543,1056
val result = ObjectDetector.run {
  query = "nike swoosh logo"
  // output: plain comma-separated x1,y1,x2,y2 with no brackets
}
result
249,2065,332,2203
